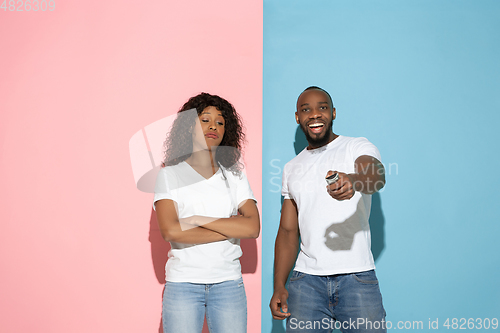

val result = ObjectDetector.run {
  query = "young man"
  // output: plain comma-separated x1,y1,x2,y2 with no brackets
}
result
270,86,387,333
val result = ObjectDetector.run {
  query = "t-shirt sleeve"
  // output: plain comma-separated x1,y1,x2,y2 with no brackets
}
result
351,137,382,161
281,162,291,200
153,168,176,210
235,171,257,207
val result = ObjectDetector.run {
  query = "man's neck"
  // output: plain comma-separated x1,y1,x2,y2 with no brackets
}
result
307,132,338,150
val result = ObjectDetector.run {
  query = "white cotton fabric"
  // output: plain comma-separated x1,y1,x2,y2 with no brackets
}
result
282,135,382,275
154,161,256,283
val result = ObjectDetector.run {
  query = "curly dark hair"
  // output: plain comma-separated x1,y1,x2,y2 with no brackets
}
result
162,92,245,175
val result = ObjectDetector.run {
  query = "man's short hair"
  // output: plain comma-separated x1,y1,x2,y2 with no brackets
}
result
302,86,335,107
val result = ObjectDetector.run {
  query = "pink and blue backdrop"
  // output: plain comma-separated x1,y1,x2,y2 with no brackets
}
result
2,1,500,333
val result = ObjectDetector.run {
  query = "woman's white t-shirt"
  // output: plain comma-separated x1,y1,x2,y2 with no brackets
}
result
154,161,256,283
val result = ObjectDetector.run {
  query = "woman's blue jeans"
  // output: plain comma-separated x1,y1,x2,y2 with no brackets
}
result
286,270,386,333
162,277,247,333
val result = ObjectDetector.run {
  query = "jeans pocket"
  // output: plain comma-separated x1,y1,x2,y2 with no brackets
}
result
289,270,306,282
351,270,379,284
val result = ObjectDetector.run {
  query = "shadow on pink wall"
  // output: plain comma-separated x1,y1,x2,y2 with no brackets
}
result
148,209,258,332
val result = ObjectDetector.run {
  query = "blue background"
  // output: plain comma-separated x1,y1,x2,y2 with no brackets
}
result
262,1,500,332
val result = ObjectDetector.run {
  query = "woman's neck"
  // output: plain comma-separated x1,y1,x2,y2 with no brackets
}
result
185,149,218,176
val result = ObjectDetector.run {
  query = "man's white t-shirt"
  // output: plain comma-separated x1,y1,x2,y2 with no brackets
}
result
154,161,256,283
282,135,382,276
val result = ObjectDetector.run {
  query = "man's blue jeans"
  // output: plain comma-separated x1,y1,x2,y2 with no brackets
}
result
162,277,247,333
286,270,386,333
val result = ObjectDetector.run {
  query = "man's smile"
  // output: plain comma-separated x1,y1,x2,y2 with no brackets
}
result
308,122,325,134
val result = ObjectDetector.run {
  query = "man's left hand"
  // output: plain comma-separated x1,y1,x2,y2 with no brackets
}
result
326,170,355,201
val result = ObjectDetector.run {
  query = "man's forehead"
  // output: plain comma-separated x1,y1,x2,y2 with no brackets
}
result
297,89,330,105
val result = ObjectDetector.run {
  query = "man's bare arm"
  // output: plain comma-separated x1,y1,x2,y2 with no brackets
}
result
269,198,300,320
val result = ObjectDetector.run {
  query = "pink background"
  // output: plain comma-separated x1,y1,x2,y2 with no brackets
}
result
0,1,262,332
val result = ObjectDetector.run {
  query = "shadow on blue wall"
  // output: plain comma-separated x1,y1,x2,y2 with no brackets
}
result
293,124,307,156
369,192,385,262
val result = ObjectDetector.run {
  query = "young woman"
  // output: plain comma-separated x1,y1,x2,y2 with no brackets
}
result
154,92,260,333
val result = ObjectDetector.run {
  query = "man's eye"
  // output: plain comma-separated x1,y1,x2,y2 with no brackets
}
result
320,106,327,110
302,108,309,112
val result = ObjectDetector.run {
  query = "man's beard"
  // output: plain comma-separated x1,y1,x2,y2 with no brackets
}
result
300,120,333,148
